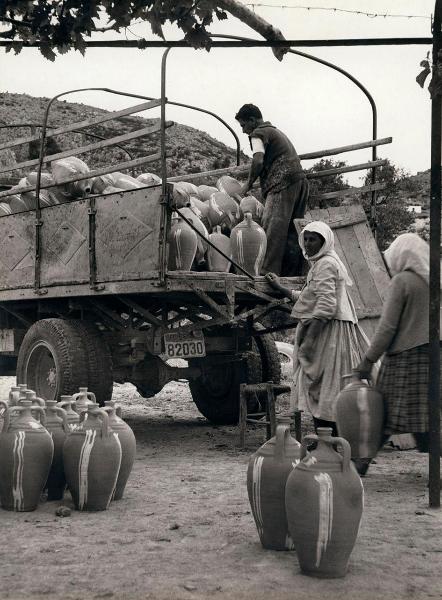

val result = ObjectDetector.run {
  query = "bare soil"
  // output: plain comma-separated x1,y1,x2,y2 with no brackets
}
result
0,376,441,600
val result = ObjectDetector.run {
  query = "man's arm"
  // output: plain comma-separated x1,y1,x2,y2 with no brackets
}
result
241,136,265,195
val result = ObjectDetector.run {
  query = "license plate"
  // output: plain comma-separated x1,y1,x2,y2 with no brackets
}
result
163,330,206,358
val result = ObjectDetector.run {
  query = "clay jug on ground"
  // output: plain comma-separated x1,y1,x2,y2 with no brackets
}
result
167,213,198,271
104,400,136,500
247,416,301,550
8,386,21,406
0,399,8,433
207,226,231,273
335,372,384,463
230,213,267,276
44,400,69,501
285,428,363,578
63,406,122,511
0,402,54,511
72,387,97,416
58,395,80,431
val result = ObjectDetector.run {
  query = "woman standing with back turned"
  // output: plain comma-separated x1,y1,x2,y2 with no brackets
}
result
266,220,369,437
356,233,441,452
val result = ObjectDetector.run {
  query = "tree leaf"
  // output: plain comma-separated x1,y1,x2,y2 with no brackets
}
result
39,42,56,62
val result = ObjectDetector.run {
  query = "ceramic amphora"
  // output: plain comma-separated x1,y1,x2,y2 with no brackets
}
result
104,400,136,500
207,226,231,272
285,428,363,578
168,213,198,271
44,400,69,501
230,213,267,276
336,372,384,460
63,406,122,511
247,416,301,550
57,395,80,431
72,387,97,416
0,401,54,511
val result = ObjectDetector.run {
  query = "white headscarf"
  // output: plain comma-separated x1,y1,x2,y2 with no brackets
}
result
383,233,432,285
299,221,352,286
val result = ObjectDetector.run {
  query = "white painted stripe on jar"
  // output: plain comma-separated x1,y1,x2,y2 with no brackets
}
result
314,472,333,568
78,429,96,510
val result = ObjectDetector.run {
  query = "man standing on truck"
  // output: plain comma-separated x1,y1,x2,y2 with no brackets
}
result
235,103,309,276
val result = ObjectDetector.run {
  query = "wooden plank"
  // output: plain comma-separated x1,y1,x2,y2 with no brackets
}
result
0,153,161,200
353,217,390,301
318,182,387,201
331,207,383,309
95,187,163,283
0,211,35,291
0,99,162,152
168,159,388,185
307,159,387,179
0,122,172,176
40,200,89,288
299,137,392,160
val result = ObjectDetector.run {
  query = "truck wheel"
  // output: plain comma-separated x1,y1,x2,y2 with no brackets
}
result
188,333,280,425
17,318,89,401
70,321,113,406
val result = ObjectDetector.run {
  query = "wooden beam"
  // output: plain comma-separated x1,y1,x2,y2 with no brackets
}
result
0,99,162,152
0,122,172,176
167,150,389,184
317,182,387,201
307,159,387,179
300,137,392,161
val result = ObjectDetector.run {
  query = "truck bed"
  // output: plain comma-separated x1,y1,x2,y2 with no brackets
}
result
0,185,303,303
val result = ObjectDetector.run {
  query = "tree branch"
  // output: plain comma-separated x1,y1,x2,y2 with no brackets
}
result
0,16,32,28
213,0,289,60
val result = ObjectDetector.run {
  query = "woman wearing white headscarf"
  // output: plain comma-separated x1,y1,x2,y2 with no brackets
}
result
266,220,369,436
356,233,441,453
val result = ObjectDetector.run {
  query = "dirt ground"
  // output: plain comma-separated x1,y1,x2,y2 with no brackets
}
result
0,375,441,600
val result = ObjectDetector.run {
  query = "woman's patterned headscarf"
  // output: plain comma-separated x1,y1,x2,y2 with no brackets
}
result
299,220,353,286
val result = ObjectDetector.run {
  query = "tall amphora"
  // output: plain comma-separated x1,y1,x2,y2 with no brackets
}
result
336,372,384,461
104,401,136,500
230,213,267,276
72,387,97,416
44,400,69,501
58,395,80,431
63,406,121,511
285,428,363,578
0,402,54,511
247,416,301,550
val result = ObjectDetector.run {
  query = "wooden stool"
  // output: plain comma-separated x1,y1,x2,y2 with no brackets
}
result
239,382,302,448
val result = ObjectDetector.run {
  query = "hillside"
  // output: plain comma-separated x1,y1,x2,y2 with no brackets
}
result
0,92,247,182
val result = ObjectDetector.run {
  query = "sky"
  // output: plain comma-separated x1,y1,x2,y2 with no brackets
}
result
0,1,436,186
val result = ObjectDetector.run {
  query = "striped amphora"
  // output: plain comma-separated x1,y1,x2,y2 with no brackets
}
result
246,415,300,550
0,401,54,511
285,428,364,578
230,213,267,276
63,406,122,511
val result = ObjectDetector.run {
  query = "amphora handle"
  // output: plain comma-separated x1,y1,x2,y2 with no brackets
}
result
300,431,352,472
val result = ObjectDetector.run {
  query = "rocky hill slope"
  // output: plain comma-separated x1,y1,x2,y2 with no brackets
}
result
0,92,247,182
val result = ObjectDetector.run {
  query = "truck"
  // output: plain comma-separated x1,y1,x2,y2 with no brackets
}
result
0,88,306,425
0,83,391,425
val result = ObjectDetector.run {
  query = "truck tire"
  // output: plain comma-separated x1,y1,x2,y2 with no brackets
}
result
17,318,89,401
188,333,280,425
70,320,113,406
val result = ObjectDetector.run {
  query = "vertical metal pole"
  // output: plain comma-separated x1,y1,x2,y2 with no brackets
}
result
370,110,378,240
429,0,441,509
159,48,172,284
